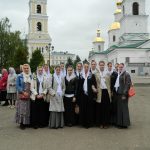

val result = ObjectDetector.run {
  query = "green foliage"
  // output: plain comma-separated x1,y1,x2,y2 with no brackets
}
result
73,55,81,69
66,57,74,68
0,17,28,70
30,49,44,73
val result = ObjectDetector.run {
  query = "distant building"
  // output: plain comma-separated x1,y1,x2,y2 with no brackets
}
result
27,0,52,63
50,51,76,66
89,0,150,76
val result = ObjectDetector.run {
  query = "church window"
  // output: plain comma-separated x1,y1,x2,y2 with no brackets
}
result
113,35,116,42
37,22,42,31
123,5,125,15
42,47,44,53
133,2,139,15
98,45,101,52
126,57,130,63
37,5,41,14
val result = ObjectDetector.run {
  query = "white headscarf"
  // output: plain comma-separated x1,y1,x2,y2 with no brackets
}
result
114,67,126,92
37,67,44,95
43,66,51,79
8,67,16,76
54,72,62,96
66,69,76,82
82,69,90,94
99,69,108,89
22,64,32,83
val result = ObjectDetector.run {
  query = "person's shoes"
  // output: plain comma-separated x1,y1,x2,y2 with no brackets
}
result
20,124,26,130
7,105,11,108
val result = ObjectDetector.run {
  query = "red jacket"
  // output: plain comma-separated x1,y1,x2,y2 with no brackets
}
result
0,72,8,91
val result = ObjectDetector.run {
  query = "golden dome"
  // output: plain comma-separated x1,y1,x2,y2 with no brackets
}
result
93,37,105,43
116,1,122,6
93,29,105,43
114,9,121,14
109,22,120,31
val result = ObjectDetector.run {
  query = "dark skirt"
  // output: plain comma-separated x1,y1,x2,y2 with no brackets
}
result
110,91,118,125
7,93,17,100
116,95,130,127
96,89,111,126
0,90,7,102
79,94,95,128
64,96,76,126
49,112,64,128
30,99,49,128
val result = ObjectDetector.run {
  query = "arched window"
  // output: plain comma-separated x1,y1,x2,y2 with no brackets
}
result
133,2,139,15
123,5,125,15
37,5,41,14
98,45,101,52
113,35,116,42
37,22,42,31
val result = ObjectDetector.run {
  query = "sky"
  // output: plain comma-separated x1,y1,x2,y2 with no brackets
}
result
0,0,150,59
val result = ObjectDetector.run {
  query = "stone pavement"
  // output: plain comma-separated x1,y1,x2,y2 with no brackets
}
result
0,86,150,150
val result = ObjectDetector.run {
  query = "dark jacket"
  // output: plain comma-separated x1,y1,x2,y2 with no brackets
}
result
111,71,118,93
117,71,131,96
65,77,78,98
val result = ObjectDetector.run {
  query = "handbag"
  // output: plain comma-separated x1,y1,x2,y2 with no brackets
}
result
18,93,30,100
128,85,136,97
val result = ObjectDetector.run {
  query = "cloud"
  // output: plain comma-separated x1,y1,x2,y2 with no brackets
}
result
0,0,150,59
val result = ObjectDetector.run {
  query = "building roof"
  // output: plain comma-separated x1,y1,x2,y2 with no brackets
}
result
93,29,105,43
51,51,75,56
109,22,120,31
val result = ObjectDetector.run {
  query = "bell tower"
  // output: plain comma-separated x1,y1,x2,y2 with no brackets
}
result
27,0,52,62
120,0,149,35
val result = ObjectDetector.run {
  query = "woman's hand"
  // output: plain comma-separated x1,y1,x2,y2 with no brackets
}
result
72,97,76,103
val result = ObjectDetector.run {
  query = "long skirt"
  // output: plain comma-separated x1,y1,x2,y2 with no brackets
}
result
0,90,7,102
96,89,111,126
79,94,94,128
64,96,76,126
49,112,64,128
116,95,130,127
30,99,49,128
15,99,30,125
110,91,118,125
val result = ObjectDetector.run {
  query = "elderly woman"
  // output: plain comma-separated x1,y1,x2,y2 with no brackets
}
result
16,64,32,130
114,63,131,129
49,65,65,129
0,69,9,106
64,65,77,127
7,67,17,108
30,66,49,129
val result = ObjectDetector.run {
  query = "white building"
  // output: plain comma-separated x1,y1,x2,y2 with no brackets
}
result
89,0,150,76
27,0,52,63
50,51,76,66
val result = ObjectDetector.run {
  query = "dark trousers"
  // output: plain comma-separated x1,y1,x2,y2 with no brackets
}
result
0,91,8,103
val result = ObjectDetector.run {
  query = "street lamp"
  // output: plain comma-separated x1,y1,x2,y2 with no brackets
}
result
46,43,54,68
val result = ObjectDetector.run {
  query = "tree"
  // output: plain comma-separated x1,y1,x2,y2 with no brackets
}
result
73,55,81,69
66,57,73,68
83,58,89,64
30,49,44,73
0,18,28,70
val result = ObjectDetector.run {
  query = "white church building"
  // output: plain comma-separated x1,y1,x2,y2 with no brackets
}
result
89,0,150,76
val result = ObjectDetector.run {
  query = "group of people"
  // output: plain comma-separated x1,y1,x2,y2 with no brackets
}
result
0,60,132,130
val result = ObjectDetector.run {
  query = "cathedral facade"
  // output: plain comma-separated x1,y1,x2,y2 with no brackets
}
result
89,0,150,76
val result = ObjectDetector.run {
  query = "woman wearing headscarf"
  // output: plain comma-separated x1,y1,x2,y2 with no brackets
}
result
30,66,49,129
79,62,96,128
93,61,111,129
64,65,77,127
16,64,32,130
110,63,119,126
7,67,17,108
48,65,65,129
0,69,9,106
114,63,131,129
43,64,51,79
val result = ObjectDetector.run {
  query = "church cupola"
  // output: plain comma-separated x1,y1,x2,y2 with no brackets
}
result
92,29,105,53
